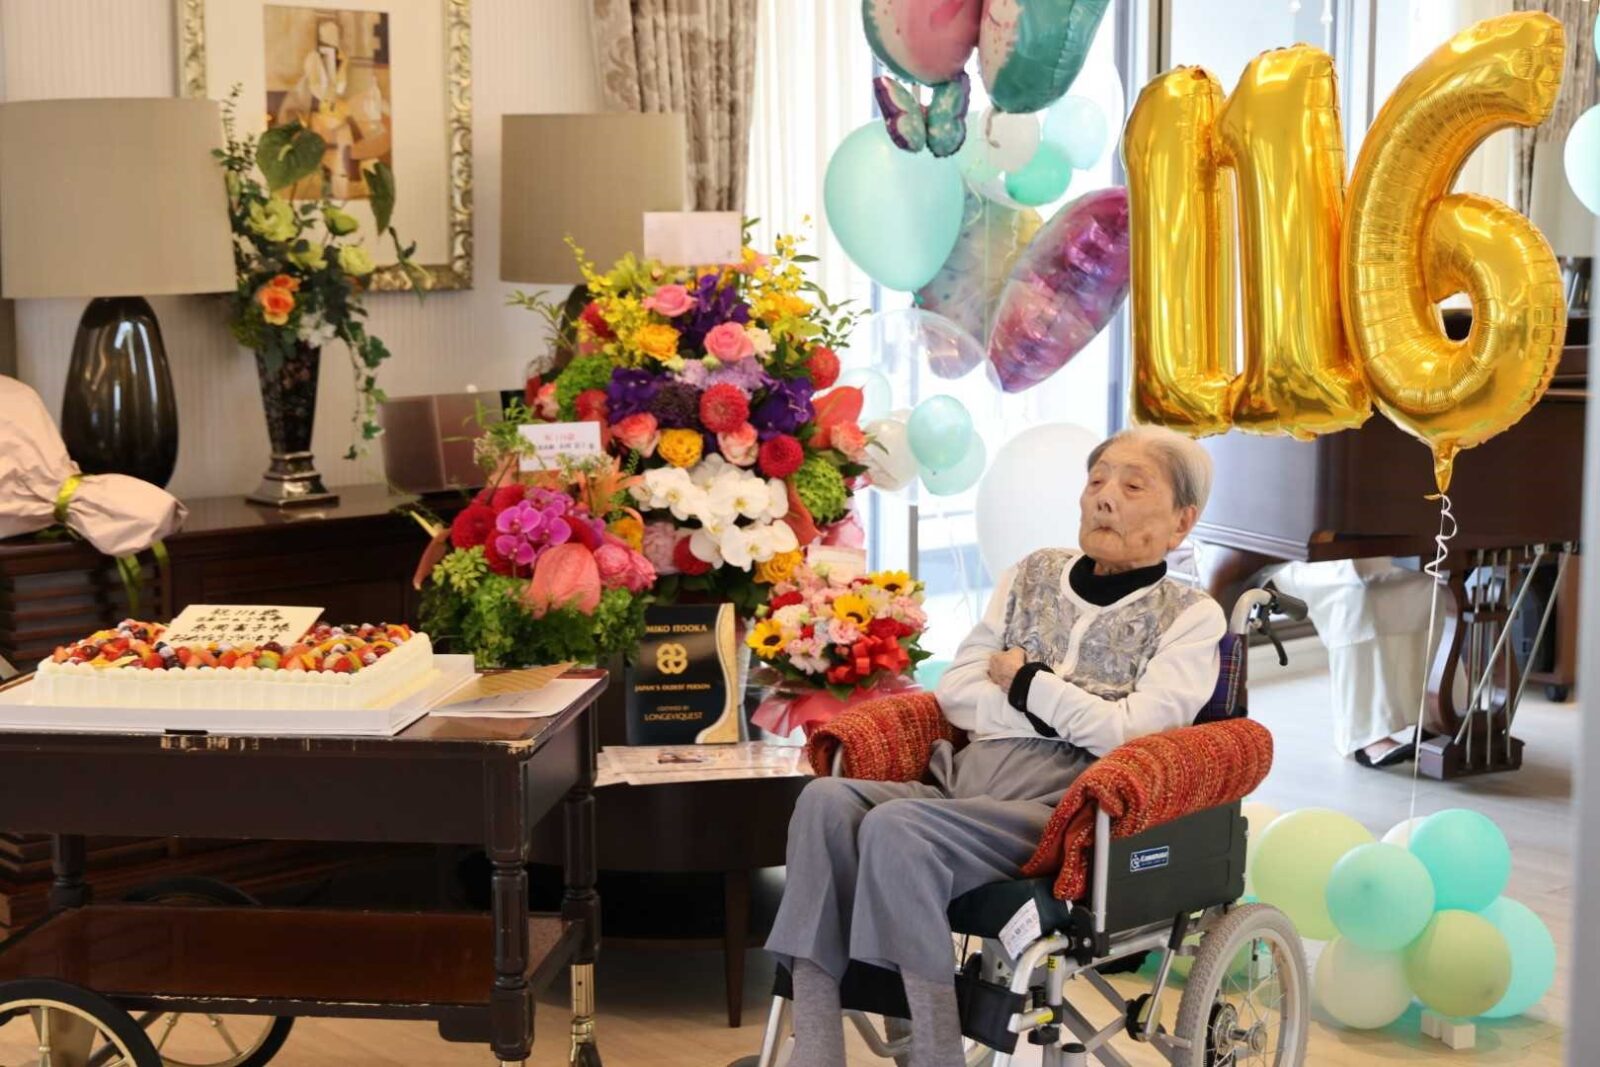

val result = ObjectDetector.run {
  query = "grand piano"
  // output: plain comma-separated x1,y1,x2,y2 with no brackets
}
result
1195,313,1587,780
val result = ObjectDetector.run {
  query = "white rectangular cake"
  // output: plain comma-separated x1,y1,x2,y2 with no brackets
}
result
31,620,437,712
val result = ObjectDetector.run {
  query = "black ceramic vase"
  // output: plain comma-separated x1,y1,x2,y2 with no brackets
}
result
61,296,179,487
247,341,338,507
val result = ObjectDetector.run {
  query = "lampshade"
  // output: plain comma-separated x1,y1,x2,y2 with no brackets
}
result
0,98,235,299
501,113,689,285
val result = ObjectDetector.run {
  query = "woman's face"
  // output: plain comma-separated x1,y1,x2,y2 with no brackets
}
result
1078,440,1198,569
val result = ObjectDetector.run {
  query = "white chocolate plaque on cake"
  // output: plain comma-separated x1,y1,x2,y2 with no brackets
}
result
161,605,323,648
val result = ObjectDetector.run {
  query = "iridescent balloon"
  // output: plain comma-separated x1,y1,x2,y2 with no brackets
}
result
916,190,1041,346
987,186,1130,393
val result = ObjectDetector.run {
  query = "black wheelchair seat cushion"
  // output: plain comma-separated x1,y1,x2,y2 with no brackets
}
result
946,877,1075,940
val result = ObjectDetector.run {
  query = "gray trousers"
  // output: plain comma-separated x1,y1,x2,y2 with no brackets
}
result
766,737,1093,985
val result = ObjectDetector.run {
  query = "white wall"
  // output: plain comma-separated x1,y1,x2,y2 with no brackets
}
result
1,0,600,500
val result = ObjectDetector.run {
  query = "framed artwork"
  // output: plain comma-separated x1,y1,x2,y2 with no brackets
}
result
178,0,473,290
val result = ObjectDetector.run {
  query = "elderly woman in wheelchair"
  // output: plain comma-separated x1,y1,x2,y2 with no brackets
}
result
751,426,1311,1067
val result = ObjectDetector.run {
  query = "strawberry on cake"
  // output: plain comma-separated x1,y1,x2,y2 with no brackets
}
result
33,620,436,711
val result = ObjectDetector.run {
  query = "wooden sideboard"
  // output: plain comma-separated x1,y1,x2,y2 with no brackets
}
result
0,485,447,925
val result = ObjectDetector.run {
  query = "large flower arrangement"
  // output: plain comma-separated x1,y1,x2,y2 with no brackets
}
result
747,565,931,736
514,235,868,614
415,446,655,668
216,90,427,456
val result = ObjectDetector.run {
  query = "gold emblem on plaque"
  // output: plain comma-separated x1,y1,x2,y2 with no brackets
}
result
656,642,689,675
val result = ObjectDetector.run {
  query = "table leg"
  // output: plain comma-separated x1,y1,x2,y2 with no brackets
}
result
565,704,601,1066
49,834,88,911
487,767,533,1065
724,869,751,1028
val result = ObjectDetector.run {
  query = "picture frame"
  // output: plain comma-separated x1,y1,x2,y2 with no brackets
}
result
177,0,473,291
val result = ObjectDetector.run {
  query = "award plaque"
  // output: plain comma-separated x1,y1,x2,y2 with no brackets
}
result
626,603,743,745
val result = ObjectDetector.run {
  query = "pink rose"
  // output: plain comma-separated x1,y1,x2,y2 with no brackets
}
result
831,423,868,461
613,412,661,457
624,548,657,593
704,321,756,363
594,541,634,589
717,422,760,467
642,521,680,576
643,283,695,318
534,382,559,421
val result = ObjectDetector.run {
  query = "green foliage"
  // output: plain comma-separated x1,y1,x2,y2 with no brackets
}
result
792,455,849,524
365,161,396,232
553,355,617,420
255,122,325,191
420,572,650,669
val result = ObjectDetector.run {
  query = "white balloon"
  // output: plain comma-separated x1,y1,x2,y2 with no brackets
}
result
864,416,919,492
975,423,1100,577
1381,816,1428,849
1315,939,1413,1031
979,109,1041,173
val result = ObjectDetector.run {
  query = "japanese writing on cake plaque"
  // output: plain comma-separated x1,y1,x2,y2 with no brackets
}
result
161,605,323,648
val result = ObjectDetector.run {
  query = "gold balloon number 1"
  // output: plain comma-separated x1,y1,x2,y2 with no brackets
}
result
1126,13,1568,491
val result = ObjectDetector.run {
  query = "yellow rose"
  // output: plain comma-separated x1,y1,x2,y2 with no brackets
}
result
657,428,703,469
288,242,327,271
324,207,360,236
632,322,681,363
755,549,804,585
755,292,811,324
608,515,644,552
338,245,376,276
247,197,297,243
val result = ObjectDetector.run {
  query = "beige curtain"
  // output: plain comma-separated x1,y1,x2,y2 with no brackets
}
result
589,0,759,212
1512,0,1598,223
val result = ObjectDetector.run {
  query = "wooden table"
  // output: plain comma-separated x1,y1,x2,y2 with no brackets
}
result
0,670,609,1066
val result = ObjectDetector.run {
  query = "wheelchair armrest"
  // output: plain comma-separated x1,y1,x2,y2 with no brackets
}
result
804,691,960,781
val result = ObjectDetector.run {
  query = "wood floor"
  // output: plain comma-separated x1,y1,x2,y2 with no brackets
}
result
0,645,1577,1065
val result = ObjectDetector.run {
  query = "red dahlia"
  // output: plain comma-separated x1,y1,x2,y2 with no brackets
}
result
807,346,841,390
450,504,498,549
489,484,526,512
673,538,713,576
759,435,805,479
575,389,609,423
699,383,751,434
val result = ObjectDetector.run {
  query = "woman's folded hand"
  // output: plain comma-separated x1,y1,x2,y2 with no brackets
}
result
987,647,1026,691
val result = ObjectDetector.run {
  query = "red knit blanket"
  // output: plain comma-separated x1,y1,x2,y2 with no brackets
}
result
1020,718,1274,901
805,691,960,781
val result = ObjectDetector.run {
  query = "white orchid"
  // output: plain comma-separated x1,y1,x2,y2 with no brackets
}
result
718,525,756,570
765,478,790,520
689,529,725,567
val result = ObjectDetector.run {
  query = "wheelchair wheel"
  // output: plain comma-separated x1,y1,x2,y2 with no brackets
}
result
122,878,294,1067
1172,904,1308,1067
0,978,162,1066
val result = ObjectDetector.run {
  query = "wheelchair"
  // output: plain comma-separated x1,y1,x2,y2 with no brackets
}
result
738,585,1311,1067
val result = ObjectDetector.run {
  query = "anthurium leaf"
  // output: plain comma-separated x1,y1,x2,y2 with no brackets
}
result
256,122,325,191
366,162,397,232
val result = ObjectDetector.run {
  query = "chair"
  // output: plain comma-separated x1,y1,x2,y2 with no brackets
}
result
737,587,1311,1067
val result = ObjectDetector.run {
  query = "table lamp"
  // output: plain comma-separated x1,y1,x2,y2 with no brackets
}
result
0,98,235,488
500,113,690,287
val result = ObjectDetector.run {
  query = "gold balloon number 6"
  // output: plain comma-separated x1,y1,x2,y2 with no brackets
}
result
1126,13,1567,491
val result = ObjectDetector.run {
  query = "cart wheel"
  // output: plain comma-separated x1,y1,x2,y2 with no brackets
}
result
1545,684,1571,703
0,978,162,1066
1172,904,1308,1067
122,879,294,1067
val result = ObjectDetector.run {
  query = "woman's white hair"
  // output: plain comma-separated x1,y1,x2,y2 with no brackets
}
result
1087,425,1214,514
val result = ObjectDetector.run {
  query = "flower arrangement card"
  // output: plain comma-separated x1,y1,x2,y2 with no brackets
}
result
643,212,742,266
518,422,604,469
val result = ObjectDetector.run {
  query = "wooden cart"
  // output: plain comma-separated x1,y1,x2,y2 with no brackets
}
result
0,670,608,1067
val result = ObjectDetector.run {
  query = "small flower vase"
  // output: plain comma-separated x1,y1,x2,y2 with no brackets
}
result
247,341,339,508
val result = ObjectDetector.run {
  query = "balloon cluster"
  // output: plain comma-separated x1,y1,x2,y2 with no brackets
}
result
1245,805,1555,1029
1564,12,1600,216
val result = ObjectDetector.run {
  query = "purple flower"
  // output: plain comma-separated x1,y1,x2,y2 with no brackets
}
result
650,381,703,429
494,495,573,566
751,377,814,438
606,368,661,421
679,272,752,351
709,358,773,394
674,360,711,389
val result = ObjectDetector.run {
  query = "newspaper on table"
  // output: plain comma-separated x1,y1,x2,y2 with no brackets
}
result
595,741,810,788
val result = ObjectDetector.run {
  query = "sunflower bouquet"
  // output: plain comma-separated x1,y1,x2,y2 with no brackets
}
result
746,564,931,737
512,232,868,615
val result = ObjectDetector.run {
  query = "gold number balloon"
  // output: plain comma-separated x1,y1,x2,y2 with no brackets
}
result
1344,13,1567,492
1125,46,1370,438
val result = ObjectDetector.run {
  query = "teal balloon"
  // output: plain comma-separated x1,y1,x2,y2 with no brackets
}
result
1564,105,1600,216
1004,143,1073,206
839,367,893,423
906,395,974,469
825,123,965,291
1325,843,1435,951
920,435,987,496
1478,897,1556,1019
979,0,1112,114
1042,95,1107,169
955,123,1002,185
1409,809,1511,912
